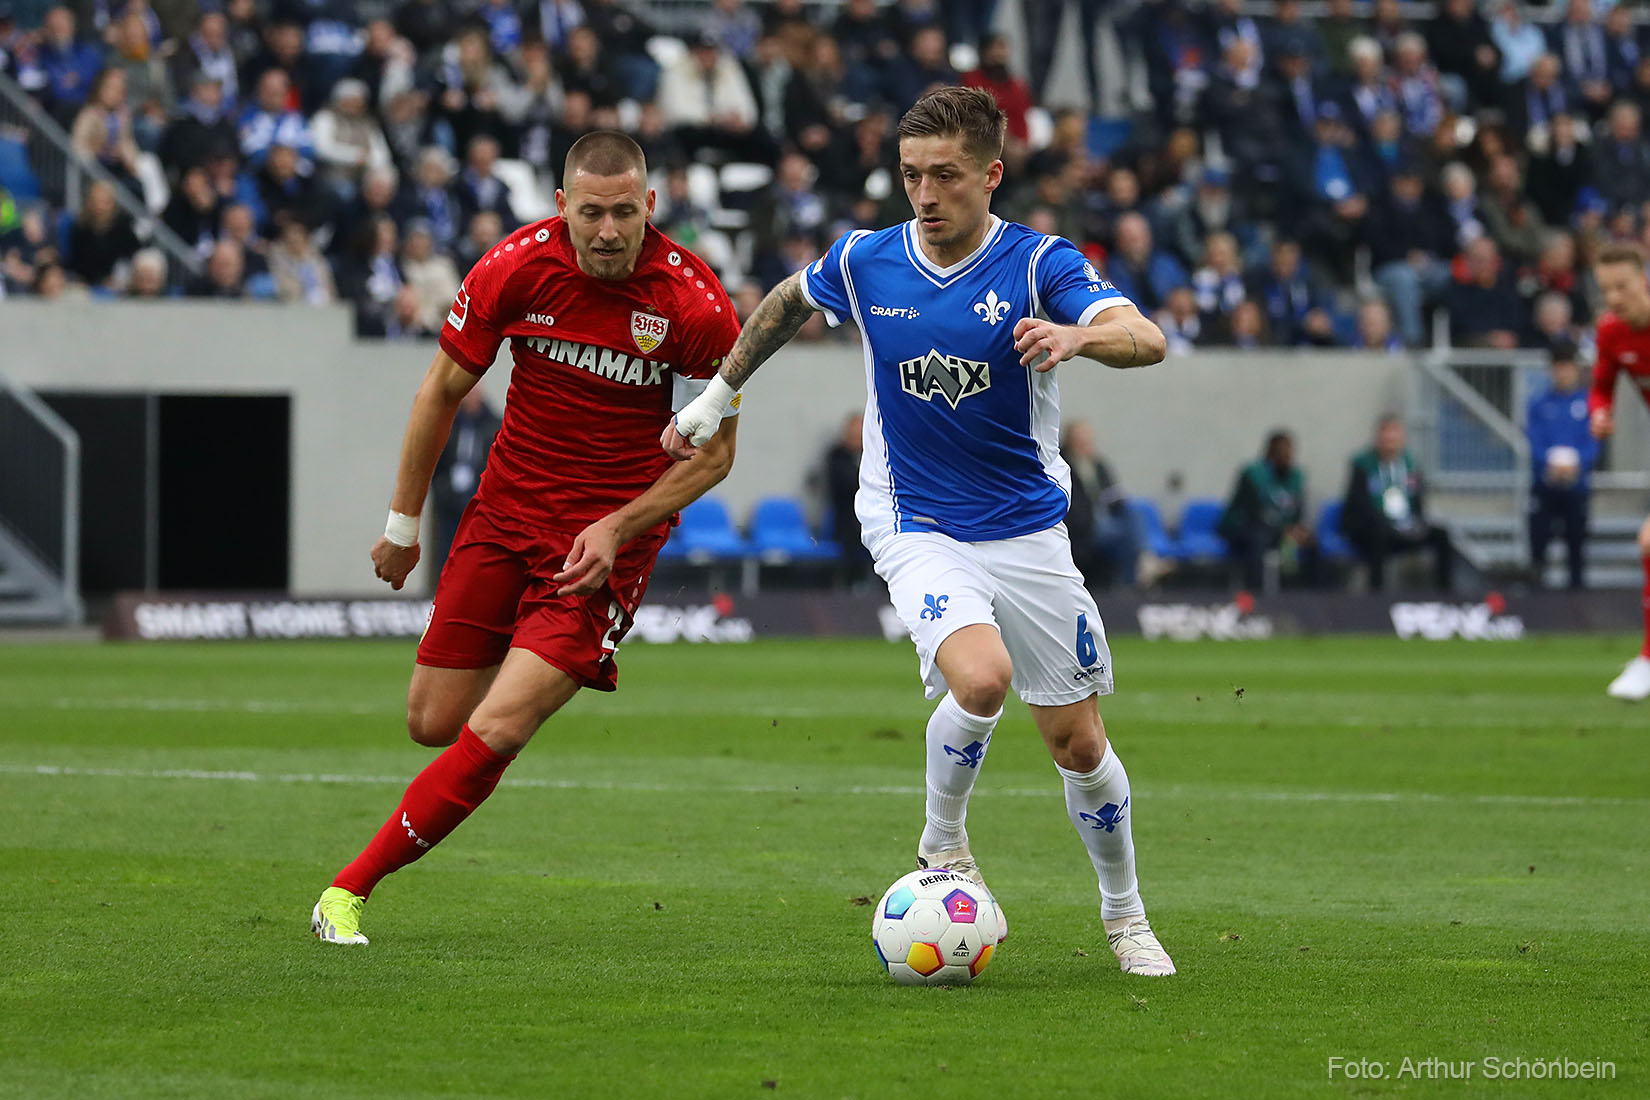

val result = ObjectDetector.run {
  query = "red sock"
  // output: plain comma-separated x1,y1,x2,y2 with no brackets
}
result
333,725,514,899
1641,556,1650,659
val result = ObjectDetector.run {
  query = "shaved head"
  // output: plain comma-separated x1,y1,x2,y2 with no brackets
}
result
564,130,646,183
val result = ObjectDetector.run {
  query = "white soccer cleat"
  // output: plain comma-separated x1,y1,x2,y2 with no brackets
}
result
918,845,1008,943
1105,917,1176,976
1606,655,1650,701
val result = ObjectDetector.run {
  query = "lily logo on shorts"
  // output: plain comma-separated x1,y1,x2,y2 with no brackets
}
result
944,733,990,768
921,593,949,621
1079,797,1128,833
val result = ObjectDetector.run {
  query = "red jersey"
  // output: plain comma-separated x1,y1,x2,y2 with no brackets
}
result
1589,312,1650,417
438,218,740,534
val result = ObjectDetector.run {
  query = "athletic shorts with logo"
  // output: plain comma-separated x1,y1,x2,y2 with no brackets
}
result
871,523,1113,706
417,500,665,690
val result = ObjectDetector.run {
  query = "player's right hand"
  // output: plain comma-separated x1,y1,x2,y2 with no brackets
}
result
371,536,420,590
661,419,698,461
1590,407,1615,439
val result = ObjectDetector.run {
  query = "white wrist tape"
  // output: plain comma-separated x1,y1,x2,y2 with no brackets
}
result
384,510,420,547
676,375,738,446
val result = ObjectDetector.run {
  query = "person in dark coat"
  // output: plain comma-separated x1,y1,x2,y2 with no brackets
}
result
1341,414,1453,590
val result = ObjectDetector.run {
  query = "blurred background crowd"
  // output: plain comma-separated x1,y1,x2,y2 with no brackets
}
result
0,0,1646,350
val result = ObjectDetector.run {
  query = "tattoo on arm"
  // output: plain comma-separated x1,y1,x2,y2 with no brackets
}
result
1125,326,1138,366
719,273,816,389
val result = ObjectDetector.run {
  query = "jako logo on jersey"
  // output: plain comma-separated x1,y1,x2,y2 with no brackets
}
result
921,593,949,620
869,305,921,319
447,283,471,331
973,289,1011,325
899,350,991,409
522,337,670,386
944,734,990,768
631,311,670,353
1079,797,1128,832
525,312,555,326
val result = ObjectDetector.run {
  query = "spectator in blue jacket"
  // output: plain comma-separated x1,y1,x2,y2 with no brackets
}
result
1105,212,1188,317
36,6,104,122
1526,341,1599,588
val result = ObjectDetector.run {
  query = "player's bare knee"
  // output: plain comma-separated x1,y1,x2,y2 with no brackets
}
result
406,706,461,747
1052,732,1104,773
950,657,1013,716
467,713,536,756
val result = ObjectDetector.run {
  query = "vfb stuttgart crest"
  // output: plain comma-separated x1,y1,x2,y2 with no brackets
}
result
630,311,670,354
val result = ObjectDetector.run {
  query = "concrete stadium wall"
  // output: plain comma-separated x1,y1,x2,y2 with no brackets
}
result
6,301,1641,595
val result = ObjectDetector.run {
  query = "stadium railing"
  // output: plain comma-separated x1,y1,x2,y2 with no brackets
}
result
1410,346,1650,587
0,369,83,624
0,71,202,277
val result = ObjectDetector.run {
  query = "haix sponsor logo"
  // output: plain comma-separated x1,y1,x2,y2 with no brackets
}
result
521,336,670,386
898,349,991,408
525,312,555,326
869,304,921,319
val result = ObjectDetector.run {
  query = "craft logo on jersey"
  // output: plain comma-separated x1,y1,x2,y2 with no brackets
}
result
631,311,670,353
973,288,1011,326
899,350,991,409
447,282,472,331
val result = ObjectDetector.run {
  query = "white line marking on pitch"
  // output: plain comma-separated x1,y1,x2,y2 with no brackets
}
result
0,763,1639,808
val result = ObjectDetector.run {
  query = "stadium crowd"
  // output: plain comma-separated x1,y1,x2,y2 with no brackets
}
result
0,0,1645,350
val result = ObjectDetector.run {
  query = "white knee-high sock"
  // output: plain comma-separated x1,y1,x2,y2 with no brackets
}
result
919,693,1001,853
1058,743,1145,920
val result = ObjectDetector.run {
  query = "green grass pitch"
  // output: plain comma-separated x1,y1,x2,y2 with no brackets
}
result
2,634,1647,1098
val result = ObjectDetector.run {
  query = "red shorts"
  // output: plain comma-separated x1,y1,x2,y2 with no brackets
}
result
416,502,667,691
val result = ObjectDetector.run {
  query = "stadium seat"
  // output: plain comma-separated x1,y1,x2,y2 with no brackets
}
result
1174,499,1229,561
747,496,837,564
673,497,751,563
1126,499,1178,560
0,137,42,202
494,157,552,223
1316,499,1355,561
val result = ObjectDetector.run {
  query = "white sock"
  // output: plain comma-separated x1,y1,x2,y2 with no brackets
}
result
919,693,1001,853
1058,744,1145,920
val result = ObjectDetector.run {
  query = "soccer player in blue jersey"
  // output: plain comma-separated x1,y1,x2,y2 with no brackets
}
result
669,87,1175,975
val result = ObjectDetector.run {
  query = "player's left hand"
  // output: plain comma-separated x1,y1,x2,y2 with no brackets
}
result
1012,318,1084,371
554,517,624,596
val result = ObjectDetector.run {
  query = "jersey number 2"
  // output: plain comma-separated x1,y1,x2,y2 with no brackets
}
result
600,600,625,653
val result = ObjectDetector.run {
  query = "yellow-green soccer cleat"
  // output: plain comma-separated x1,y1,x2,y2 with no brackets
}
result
311,886,369,945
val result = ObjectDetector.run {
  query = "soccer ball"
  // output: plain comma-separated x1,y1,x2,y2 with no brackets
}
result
871,868,1000,985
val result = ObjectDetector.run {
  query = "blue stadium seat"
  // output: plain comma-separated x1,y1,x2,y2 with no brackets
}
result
747,495,837,563
1174,499,1229,561
1126,499,1178,560
1316,499,1355,561
673,497,751,562
0,137,41,202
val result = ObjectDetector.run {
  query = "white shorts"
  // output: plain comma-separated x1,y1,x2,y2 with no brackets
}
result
870,524,1113,707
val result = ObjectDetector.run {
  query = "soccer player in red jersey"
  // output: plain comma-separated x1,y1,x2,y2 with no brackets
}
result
311,132,743,942
1589,243,1650,701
